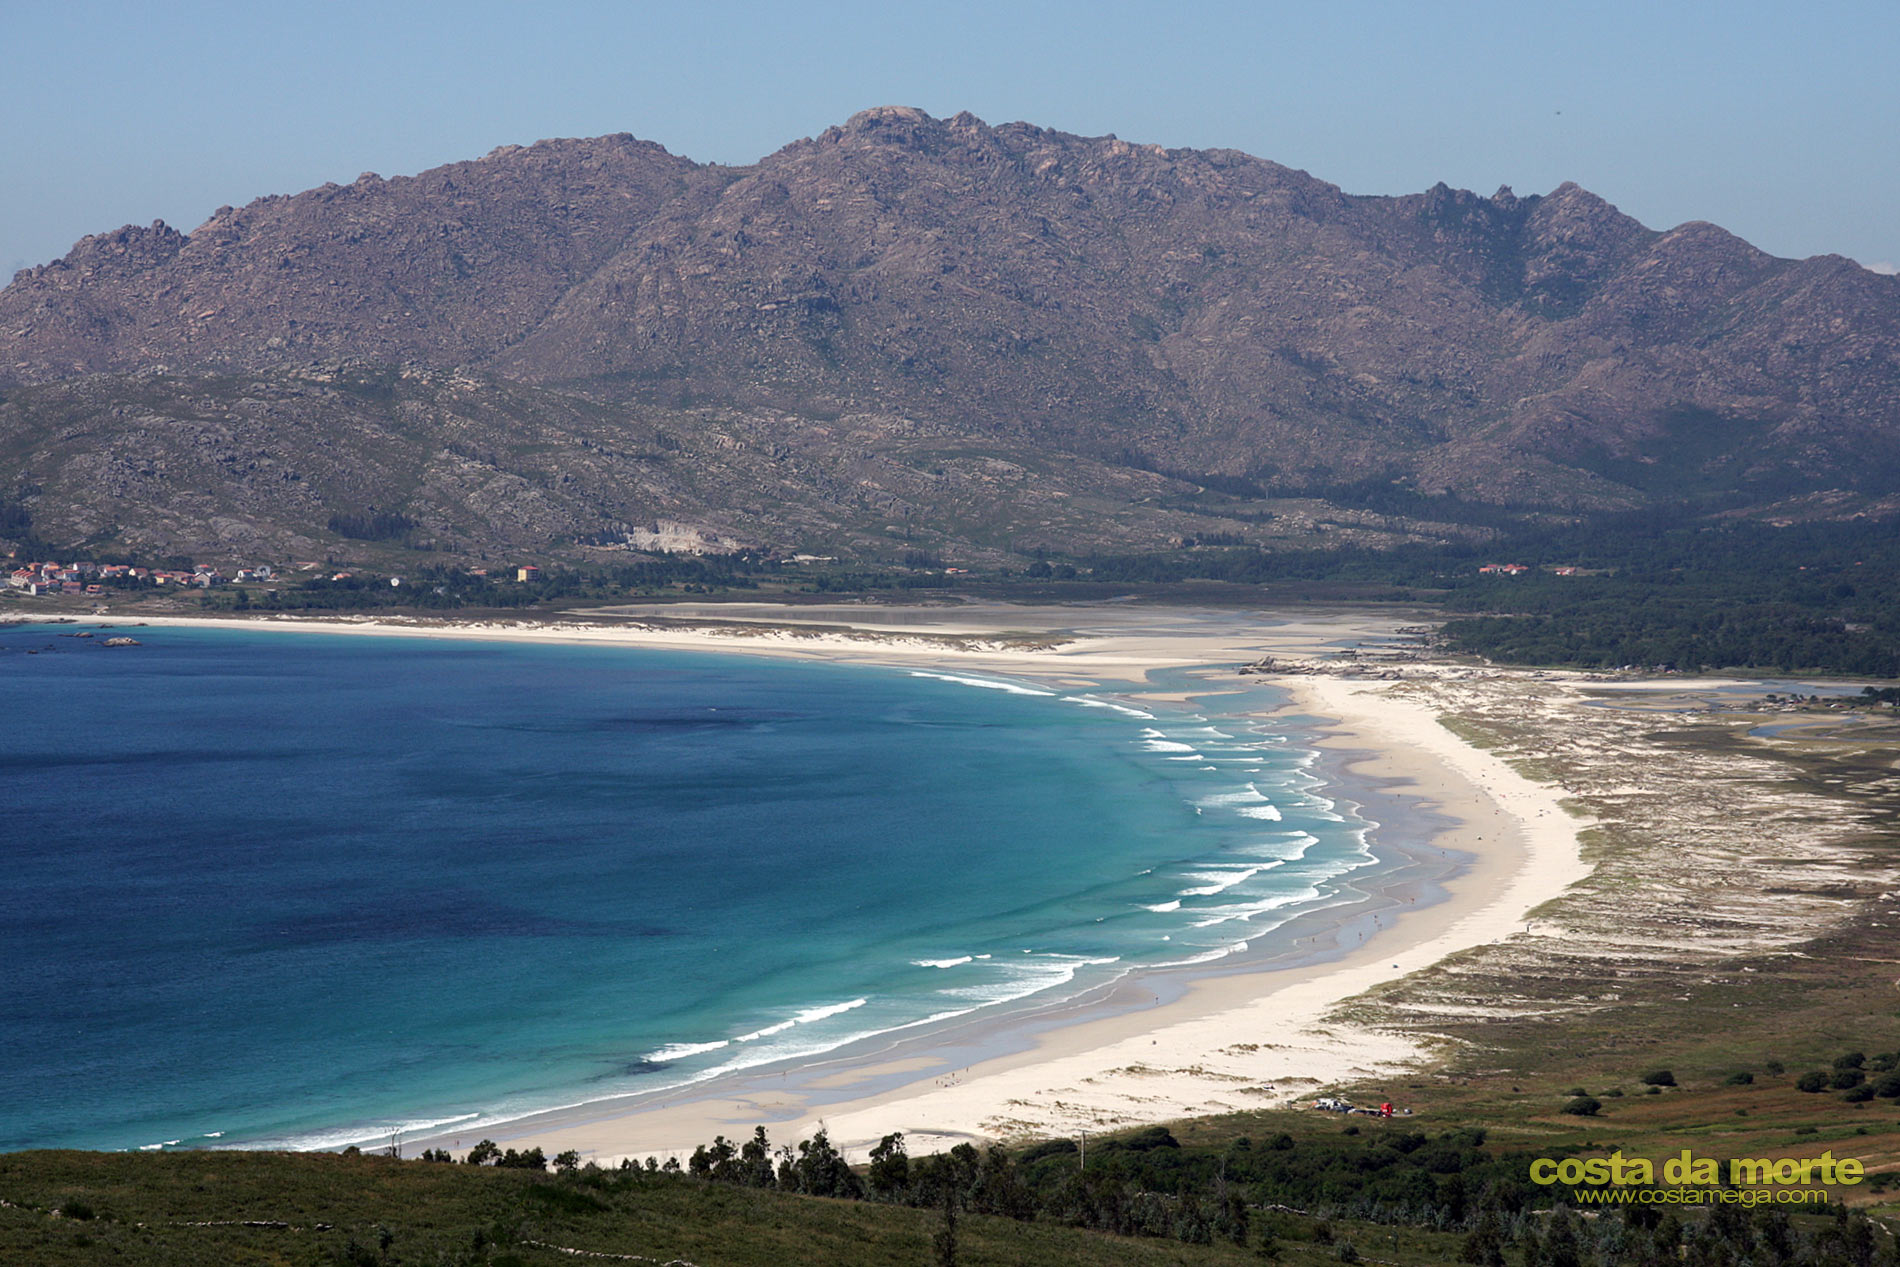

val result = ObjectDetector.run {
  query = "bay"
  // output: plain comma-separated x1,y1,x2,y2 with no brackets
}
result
0,622,1374,1152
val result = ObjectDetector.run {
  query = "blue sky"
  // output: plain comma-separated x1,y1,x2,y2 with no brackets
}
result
4,0,1896,276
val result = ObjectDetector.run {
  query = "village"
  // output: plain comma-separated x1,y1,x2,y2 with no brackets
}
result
4,560,279,598
1,557,560,601
1476,562,1585,576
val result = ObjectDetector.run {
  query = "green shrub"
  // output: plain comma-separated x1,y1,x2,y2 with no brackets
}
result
1640,1069,1676,1087
1844,1085,1876,1103
1121,1126,1180,1151
1834,1052,1867,1070
1832,1069,1866,1090
495,1146,546,1170
1563,1096,1602,1117
1874,1073,1900,1098
1796,1072,1830,1093
525,1183,607,1214
1724,1071,1754,1086
1018,1139,1078,1164
328,511,417,542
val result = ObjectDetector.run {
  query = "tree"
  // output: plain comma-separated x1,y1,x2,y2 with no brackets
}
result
867,1132,909,1200
465,1139,500,1165
497,1146,546,1170
1532,1206,1584,1267
1460,1209,1506,1266
972,1144,1032,1220
792,1129,861,1199
686,1135,741,1182
1253,1211,1285,1261
932,1181,958,1267
740,1126,775,1188
706,1134,740,1183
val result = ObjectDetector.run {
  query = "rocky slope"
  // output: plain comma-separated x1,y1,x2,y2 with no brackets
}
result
3,107,1896,562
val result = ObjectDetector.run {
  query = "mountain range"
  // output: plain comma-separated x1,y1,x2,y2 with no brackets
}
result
3,106,1896,564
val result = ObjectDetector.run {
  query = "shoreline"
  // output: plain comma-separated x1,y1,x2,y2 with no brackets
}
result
421,669,1589,1166
23,605,1592,1159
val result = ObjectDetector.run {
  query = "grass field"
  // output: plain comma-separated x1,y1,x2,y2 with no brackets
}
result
0,1146,1451,1266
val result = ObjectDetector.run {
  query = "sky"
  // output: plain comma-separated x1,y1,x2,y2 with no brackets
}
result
4,0,1896,278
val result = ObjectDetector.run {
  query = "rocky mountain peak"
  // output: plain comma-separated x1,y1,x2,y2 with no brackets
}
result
1527,181,1646,243
29,219,187,282
830,105,954,152
845,104,934,130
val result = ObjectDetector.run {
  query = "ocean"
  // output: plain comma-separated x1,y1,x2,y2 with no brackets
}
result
0,621,1383,1154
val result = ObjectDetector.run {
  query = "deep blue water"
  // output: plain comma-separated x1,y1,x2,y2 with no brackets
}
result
0,622,1373,1152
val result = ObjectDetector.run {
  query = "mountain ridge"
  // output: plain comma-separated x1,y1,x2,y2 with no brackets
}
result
3,108,1896,563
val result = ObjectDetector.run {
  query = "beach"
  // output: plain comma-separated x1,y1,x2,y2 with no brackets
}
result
444,635,1590,1164
475,666,1589,1169
23,601,1594,1161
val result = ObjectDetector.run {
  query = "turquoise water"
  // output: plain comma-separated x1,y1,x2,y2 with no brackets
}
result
0,623,1376,1153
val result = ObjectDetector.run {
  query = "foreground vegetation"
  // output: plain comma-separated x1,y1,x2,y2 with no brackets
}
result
8,1095,1900,1267
0,1144,1426,1266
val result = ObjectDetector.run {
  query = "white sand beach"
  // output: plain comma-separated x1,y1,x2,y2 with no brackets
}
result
36,603,1593,1160
476,665,1593,1166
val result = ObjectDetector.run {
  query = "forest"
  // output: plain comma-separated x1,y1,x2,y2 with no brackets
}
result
1083,512,1900,678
